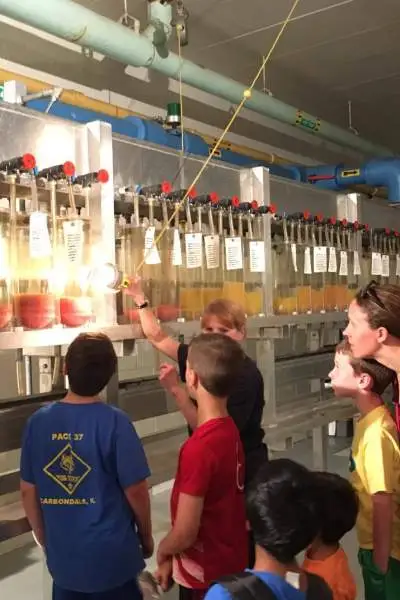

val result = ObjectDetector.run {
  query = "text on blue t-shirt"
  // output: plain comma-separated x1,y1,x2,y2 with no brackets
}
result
20,401,150,593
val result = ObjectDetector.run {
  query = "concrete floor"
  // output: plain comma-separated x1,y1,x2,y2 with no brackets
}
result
0,435,364,600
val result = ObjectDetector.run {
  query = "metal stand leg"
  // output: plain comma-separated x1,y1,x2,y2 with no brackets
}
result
312,425,328,470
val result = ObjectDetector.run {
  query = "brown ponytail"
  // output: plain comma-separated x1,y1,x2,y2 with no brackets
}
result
355,281,400,339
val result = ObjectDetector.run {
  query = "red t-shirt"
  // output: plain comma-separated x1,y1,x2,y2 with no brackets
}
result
171,416,248,589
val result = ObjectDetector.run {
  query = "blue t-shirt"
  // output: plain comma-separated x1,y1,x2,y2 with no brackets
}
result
205,571,306,600
20,401,150,593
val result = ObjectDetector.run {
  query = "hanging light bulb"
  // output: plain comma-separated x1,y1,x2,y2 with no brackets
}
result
88,263,130,292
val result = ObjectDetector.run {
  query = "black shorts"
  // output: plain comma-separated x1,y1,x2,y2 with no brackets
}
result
53,578,142,600
179,586,207,600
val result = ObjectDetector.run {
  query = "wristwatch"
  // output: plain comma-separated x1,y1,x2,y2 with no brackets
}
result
136,300,149,310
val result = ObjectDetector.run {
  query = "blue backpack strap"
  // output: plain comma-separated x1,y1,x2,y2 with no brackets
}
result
215,573,277,600
215,572,332,600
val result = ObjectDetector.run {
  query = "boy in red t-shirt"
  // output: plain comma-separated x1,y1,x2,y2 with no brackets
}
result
155,333,248,600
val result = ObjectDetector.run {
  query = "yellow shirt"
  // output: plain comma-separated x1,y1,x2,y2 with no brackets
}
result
350,405,400,560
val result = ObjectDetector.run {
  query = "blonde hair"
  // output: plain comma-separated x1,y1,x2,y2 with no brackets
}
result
200,299,246,332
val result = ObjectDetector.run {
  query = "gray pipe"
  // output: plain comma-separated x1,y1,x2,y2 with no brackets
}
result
0,0,394,158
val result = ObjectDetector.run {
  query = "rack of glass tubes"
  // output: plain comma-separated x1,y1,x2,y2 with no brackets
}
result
0,153,110,332
114,183,270,322
114,183,400,322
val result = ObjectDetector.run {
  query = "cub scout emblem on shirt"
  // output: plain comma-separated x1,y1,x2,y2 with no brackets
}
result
349,449,356,473
44,443,91,495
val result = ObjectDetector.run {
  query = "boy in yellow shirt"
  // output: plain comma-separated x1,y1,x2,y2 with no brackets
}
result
329,340,400,600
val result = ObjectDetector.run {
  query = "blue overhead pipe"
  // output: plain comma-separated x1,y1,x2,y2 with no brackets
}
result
297,159,400,203
25,98,298,180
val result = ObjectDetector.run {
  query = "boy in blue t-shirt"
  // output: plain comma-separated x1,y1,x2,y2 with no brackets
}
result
205,459,333,600
20,332,153,600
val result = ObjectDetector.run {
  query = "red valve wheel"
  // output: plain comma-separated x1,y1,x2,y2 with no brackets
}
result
209,192,219,205
188,186,197,199
63,161,76,177
269,203,277,214
329,217,337,225
22,153,36,170
97,169,109,184
303,210,310,220
316,213,323,222
341,218,348,226
251,200,259,210
161,181,172,194
231,195,240,207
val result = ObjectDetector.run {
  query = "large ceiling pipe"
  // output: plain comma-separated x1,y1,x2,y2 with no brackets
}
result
0,0,395,158
297,159,400,203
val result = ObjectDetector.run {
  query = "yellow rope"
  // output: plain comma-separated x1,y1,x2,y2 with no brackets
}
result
135,0,301,273
177,25,185,156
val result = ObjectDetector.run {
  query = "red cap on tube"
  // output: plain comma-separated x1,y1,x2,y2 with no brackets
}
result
63,161,76,177
188,186,197,199
22,153,36,170
231,196,240,208
97,169,109,184
161,181,172,194
210,192,219,205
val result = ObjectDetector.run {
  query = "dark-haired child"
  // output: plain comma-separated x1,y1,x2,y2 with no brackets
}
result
303,472,358,600
205,459,333,600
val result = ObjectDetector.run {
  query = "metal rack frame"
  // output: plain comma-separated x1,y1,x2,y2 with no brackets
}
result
0,106,362,477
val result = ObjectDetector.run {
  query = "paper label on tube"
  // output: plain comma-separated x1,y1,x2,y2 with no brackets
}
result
313,246,327,273
353,251,361,276
339,251,348,276
144,226,161,265
204,235,220,269
29,211,51,259
172,228,182,266
185,232,203,269
225,237,243,271
304,247,312,275
382,254,390,277
63,219,84,265
397,255,400,277
328,247,337,273
371,252,382,276
291,243,298,273
250,240,266,273
0,236,7,279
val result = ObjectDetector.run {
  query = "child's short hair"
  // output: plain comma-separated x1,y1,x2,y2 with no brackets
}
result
313,471,358,546
246,459,318,564
337,339,396,395
65,333,117,397
188,333,245,398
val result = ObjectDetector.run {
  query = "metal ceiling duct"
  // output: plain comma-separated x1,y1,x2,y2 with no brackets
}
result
0,0,395,158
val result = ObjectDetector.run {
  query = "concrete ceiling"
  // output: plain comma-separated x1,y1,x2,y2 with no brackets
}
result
0,0,399,161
